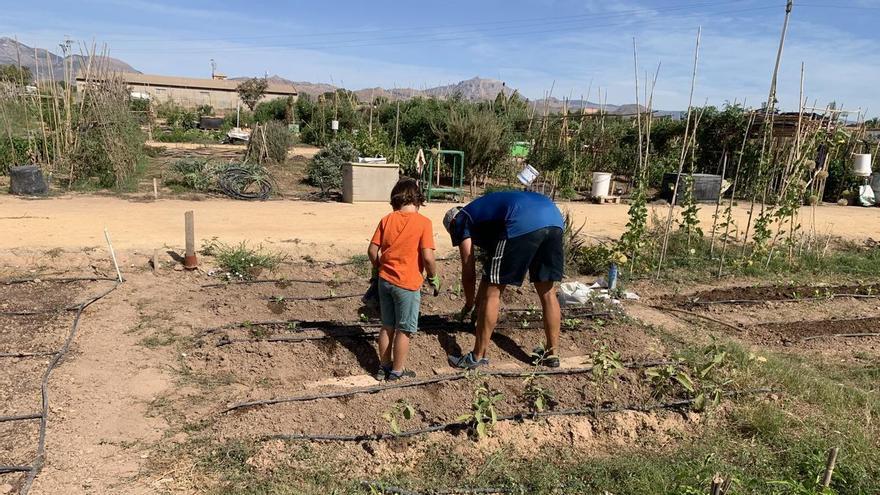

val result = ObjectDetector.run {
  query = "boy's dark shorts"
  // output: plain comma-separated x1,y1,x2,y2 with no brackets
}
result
481,226,564,286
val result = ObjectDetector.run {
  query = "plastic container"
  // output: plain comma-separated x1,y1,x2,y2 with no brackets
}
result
608,263,619,290
661,173,723,204
853,154,872,177
517,164,539,186
9,165,48,196
342,162,399,203
591,172,612,198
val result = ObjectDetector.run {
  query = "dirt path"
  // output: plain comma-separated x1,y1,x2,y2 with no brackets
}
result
2,195,877,257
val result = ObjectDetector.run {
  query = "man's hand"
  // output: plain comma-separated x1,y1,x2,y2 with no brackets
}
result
428,274,441,297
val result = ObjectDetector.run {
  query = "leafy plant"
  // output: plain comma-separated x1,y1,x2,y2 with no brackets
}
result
382,400,416,435
645,362,695,400
246,121,291,164
170,158,217,191
203,240,283,280
590,342,624,383
307,140,358,195
457,379,504,440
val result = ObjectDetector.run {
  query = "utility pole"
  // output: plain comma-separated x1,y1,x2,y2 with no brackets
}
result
766,0,793,116
210,59,216,79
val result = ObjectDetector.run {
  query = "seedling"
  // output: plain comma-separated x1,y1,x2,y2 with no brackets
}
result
457,379,504,440
590,342,624,383
523,347,555,413
382,400,416,435
562,318,582,330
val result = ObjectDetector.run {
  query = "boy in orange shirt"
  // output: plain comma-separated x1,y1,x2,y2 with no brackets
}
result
367,178,440,381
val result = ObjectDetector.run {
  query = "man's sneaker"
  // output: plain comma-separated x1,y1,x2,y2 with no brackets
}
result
386,369,416,381
448,352,489,370
374,364,391,381
531,346,561,368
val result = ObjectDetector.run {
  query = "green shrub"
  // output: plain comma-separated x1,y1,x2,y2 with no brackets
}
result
254,97,293,123
437,107,511,180
169,158,217,191
307,140,358,195
203,239,283,280
155,128,221,144
246,121,291,164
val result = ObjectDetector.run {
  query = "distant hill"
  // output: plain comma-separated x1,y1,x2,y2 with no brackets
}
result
0,37,139,81
2,37,673,114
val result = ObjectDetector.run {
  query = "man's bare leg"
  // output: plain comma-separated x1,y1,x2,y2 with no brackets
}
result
472,283,504,360
534,281,560,355
377,326,395,366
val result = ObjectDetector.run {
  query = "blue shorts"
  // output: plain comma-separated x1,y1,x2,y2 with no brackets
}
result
378,277,421,334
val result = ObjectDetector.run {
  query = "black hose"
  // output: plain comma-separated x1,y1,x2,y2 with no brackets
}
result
222,360,674,414
201,278,331,288
265,388,774,443
218,166,273,201
0,351,56,358
1,276,116,285
19,280,120,494
0,466,32,474
0,413,41,423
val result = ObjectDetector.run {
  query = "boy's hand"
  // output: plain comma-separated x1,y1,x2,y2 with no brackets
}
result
428,274,441,296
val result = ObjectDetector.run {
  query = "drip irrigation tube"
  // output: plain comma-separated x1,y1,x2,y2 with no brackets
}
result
685,293,880,306
0,351,56,358
0,466,32,474
265,388,773,443
201,278,332,288
651,306,745,332
360,481,510,495
801,333,880,342
263,293,363,302
17,280,120,494
1,276,116,285
222,360,673,414
0,413,41,423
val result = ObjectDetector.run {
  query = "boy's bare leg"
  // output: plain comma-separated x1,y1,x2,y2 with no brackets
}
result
391,330,411,372
472,283,504,360
534,281,560,354
378,326,395,366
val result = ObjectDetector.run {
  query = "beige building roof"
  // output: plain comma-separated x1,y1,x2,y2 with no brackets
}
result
76,72,297,96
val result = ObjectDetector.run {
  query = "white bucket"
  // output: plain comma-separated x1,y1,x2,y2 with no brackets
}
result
517,164,539,186
591,172,612,198
331,119,339,131
853,154,872,177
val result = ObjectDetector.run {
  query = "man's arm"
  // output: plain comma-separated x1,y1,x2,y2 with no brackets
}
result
459,238,476,308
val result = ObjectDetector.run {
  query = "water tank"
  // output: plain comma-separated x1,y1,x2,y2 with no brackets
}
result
661,173,722,204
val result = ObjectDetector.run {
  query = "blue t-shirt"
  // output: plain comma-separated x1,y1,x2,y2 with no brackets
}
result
451,191,564,247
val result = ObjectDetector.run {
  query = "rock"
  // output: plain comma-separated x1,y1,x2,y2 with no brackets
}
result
337,413,345,420
173,264,184,271
0,483,14,494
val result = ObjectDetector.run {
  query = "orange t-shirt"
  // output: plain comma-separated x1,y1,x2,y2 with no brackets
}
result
370,211,435,291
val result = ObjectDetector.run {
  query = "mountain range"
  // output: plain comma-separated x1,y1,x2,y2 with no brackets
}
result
2,36,670,115
0,37,138,82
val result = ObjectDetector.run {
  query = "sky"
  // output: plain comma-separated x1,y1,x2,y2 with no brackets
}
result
3,0,879,114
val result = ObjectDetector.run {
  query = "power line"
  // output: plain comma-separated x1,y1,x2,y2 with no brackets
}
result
110,5,777,55
93,0,739,44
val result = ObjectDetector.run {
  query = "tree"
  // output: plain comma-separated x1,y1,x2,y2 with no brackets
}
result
236,77,269,111
0,65,32,85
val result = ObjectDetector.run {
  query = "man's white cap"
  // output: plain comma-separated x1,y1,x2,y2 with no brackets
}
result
443,207,463,234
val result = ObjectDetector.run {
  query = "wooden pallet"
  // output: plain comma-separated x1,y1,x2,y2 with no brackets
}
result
593,195,621,204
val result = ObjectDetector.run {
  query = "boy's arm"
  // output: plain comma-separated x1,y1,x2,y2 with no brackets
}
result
421,248,437,278
367,243,380,269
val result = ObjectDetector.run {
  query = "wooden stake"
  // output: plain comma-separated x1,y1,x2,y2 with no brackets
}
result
152,249,159,274
656,26,701,278
153,178,159,200
821,447,839,488
184,211,198,270
104,228,124,282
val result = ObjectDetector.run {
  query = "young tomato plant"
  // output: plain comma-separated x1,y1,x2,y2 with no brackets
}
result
457,379,504,440
645,362,695,400
382,399,416,435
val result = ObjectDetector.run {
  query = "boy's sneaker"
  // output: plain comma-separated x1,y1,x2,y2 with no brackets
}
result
386,369,416,382
530,346,561,368
374,364,391,381
448,352,489,370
